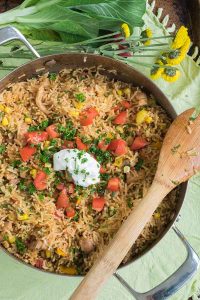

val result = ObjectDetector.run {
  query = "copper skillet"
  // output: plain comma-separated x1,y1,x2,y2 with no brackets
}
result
0,26,199,300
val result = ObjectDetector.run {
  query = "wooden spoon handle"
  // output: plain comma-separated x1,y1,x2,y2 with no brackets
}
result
70,181,169,300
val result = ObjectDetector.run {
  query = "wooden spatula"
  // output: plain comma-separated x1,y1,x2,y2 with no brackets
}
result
70,108,200,300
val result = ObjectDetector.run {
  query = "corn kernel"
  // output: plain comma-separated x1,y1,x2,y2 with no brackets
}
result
8,235,16,244
8,212,15,221
145,116,153,124
45,249,51,258
69,110,79,118
116,89,123,96
114,157,123,167
136,109,149,125
30,169,37,178
116,126,124,133
24,117,32,124
76,197,83,205
56,248,67,257
44,141,50,149
59,266,77,275
154,212,160,219
17,213,29,221
74,102,84,110
2,117,9,126
4,107,12,114
124,88,131,97
106,133,114,139
0,104,5,111
123,166,130,173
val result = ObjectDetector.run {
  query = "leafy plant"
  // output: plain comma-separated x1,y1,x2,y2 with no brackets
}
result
0,0,146,43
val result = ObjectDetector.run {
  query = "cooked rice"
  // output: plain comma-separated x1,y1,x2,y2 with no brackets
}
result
0,67,177,275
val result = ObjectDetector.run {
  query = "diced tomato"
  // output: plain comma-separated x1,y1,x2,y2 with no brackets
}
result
92,197,105,212
34,170,47,191
107,177,120,192
65,207,76,218
56,183,65,190
108,139,127,156
80,107,98,126
100,166,106,174
113,111,127,125
62,140,74,149
131,137,149,151
98,140,108,151
46,124,59,138
75,137,87,150
25,131,48,145
68,183,75,194
56,188,69,209
121,101,131,109
19,146,36,162
35,258,43,269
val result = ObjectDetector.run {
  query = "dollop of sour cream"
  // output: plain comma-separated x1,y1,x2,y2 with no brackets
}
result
53,149,100,187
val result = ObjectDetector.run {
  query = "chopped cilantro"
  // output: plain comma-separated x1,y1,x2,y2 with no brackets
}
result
89,145,111,164
57,121,76,140
50,139,57,147
28,119,50,132
0,144,6,154
75,93,86,102
73,212,79,222
27,183,36,194
39,151,51,163
127,198,133,208
100,173,109,181
81,158,88,164
134,158,144,171
18,180,26,191
43,167,51,175
77,151,85,160
38,193,45,201
15,237,26,254
49,73,57,81
11,160,22,168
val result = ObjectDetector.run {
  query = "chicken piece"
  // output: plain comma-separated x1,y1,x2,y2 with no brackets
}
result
135,91,148,106
79,237,94,253
35,79,50,114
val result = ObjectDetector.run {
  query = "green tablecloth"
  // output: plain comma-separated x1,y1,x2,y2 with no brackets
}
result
0,1,200,299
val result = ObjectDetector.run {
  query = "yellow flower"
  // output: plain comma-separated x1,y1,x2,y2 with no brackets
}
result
162,67,181,82
141,28,152,46
121,23,130,39
166,49,186,65
180,36,191,54
171,26,188,49
150,65,163,80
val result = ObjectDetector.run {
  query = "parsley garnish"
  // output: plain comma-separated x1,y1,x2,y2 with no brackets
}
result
0,144,6,154
43,167,51,175
81,158,88,163
89,145,111,164
18,180,26,191
15,237,26,254
75,93,86,102
39,151,51,163
27,183,36,194
11,160,22,168
57,121,76,140
49,73,57,81
38,193,45,201
134,158,144,171
28,120,50,132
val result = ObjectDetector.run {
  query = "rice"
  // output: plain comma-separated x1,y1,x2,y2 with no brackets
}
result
0,67,177,275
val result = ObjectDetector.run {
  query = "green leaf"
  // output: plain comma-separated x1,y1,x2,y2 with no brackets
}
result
76,0,146,28
20,0,40,8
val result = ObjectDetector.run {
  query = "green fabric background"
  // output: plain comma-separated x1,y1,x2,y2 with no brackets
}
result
0,2,200,299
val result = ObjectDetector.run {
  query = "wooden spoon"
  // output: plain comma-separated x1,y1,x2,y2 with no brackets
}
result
70,108,200,300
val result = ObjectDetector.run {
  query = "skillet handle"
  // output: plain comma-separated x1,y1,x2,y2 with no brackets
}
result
114,226,200,300
0,26,40,58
